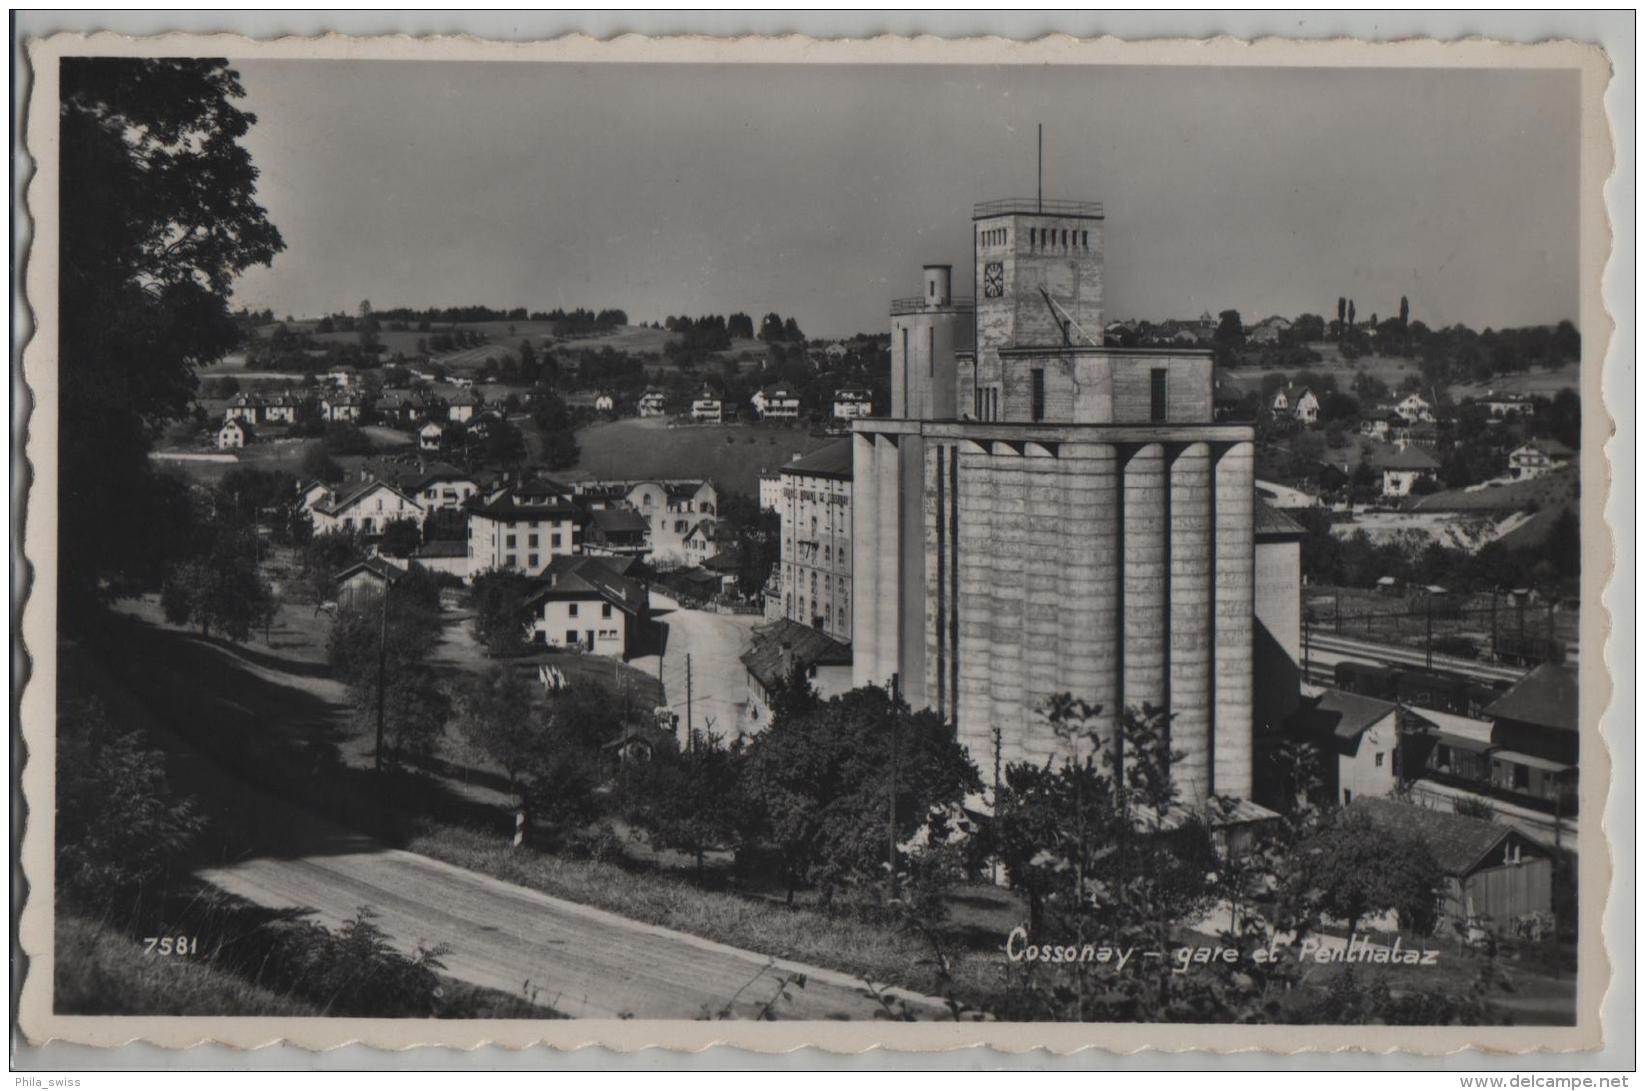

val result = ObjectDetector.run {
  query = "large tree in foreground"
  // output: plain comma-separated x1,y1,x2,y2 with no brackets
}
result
59,58,283,616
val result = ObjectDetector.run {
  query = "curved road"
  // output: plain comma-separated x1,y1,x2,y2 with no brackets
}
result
198,838,943,1020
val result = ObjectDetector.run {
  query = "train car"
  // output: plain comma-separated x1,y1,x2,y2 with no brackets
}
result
1333,660,1399,700
1394,669,1468,714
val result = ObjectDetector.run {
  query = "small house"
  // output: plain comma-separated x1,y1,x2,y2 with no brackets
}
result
334,556,407,609
1349,797,1555,928
637,389,668,418
691,389,723,423
418,419,445,451
1288,689,1400,806
216,418,253,449
832,386,873,420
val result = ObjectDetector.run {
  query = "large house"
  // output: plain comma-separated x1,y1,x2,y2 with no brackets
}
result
832,386,873,420
322,394,365,423
777,439,854,643
582,507,651,558
637,388,668,418
467,479,583,576
447,390,483,423
309,479,426,536
604,479,719,565
741,618,854,733
418,419,445,451
1378,444,1440,497
1509,439,1573,480
1291,388,1321,426
1288,689,1399,807
1245,315,1292,345
1481,392,1537,420
411,465,486,511
522,555,648,658
263,393,299,425
1395,392,1436,423
224,393,263,424
752,385,802,421
216,418,253,449
691,389,724,423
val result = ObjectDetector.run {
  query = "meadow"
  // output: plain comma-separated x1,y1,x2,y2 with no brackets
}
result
558,417,844,497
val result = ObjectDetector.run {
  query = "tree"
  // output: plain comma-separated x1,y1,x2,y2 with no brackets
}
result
530,390,581,471
1399,295,1410,329
451,667,540,806
58,58,284,618
740,685,981,905
1297,809,1443,942
1335,297,1347,338
57,695,203,906
1212,309,1246,367
1347,300,1357,329
469,569,533,656
623,731,744,873
326,571,448,766
377,518,423,558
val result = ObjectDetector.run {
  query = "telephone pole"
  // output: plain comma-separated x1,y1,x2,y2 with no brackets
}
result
887,672,900,903
374,576,390,774
685,653,694,753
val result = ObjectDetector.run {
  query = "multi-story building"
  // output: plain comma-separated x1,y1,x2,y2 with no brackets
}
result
832,386,873,420
1379,445,1440,496
854,194,1298,808
757,470,784,513
521,555,649,658
573,479,719,566
1509,439,1572,480
753,385,803,421
691,389,724,422
467,479,582,576
224,393,263,424
638,388,668,417
777,439,853,643
309,478,425,536
263,393,299,424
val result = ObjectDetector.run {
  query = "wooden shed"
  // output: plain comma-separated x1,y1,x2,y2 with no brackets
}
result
1350,797,1554,927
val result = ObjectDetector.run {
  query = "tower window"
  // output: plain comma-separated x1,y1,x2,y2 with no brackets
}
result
1031,368,1045,422
1150,368,1168,422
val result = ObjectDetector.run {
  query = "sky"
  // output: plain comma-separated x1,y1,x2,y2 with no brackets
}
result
229,60,1581,339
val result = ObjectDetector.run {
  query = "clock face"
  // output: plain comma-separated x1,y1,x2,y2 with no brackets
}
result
983,261,1004,298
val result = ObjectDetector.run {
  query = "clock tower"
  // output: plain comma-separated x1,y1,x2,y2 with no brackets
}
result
972,198,1105,418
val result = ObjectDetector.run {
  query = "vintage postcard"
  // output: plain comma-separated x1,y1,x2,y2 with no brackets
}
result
15,29,1622,1057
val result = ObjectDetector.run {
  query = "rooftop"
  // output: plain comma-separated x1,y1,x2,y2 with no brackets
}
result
973,197,1104,220
1290,688,1398,745
740,618,853,691
522,555,646,614
1483,663,1578,734
1348,797,1548,877
783,439,853,480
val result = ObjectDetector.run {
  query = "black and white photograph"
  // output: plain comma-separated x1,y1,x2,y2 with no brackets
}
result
15,27,1621,1057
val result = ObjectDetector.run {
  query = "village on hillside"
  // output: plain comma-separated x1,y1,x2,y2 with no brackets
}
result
47,51,1593,1032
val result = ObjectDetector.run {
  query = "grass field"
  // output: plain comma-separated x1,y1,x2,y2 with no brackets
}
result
1222,346,1580,406
559,416,844,497
1412,467,1579,513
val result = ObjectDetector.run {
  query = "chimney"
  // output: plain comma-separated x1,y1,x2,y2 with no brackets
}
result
924,264,953,307
778,638,795,681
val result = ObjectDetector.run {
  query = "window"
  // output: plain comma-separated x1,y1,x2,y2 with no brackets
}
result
528,554,538,569
506,534,517,548
529,534,539,548
1436,745,1452,767
551,534,561,548
1374,752,1385,768
928,327,934,377
505,554,516,567
1030,368,1045,422
568,603,579,617
601,603,613,619
1343,790,1352,804
1514,764,1530,791
1150,368,1167,423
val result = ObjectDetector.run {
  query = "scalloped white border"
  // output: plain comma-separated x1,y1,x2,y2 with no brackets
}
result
14,29,1621,1057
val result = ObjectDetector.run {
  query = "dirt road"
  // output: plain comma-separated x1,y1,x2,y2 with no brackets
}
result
198,842,941,1020
633,591,761,741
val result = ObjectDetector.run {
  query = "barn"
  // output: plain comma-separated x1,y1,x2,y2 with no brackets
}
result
1350,797,1554,928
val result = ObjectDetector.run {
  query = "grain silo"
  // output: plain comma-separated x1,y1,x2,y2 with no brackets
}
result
853,195,1291,805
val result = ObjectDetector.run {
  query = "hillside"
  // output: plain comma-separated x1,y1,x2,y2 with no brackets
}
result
558,417,842,498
